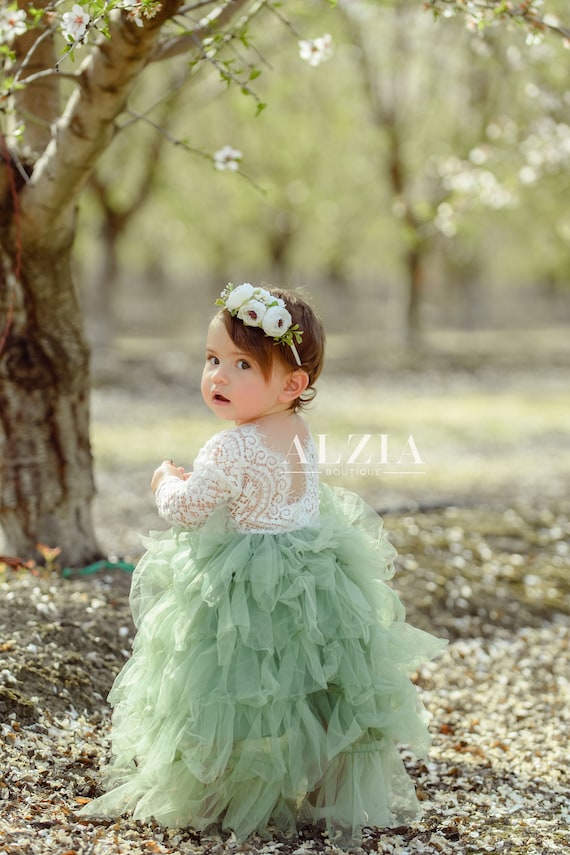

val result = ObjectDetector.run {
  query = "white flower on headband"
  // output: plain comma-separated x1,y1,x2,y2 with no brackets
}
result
225,283,255,311
262,305,292,338
217,283,303,365
237,299,267,326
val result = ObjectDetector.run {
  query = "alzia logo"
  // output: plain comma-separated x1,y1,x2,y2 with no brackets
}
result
286,434,425,476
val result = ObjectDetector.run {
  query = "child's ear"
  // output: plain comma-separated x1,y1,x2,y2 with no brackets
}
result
280,369,309,403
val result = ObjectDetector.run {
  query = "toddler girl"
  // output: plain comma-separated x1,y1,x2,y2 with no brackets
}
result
80,284,446,842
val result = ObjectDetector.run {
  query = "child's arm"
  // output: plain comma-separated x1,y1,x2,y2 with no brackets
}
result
151,441,240,529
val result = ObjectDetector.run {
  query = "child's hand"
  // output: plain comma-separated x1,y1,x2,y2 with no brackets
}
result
151,460,186,493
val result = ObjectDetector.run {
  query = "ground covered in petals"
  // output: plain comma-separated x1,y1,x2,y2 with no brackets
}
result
1,498,568,855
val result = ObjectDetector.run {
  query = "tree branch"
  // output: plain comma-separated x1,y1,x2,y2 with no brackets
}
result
16,2,176,242
18,0,260,240
151,0,256,62
424,0,570,42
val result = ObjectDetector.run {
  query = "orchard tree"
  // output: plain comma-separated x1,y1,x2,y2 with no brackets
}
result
0,0,568,566
0,0,277,566
337,2,516,340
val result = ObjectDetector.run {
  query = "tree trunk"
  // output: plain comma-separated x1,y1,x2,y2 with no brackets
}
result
0,239,102,567
0,0,257,564
0,2,187,565
406,244,424,347
85,216,122,349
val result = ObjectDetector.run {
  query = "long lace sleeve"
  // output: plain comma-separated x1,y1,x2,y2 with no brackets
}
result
155,425,320,533
154,433,242,529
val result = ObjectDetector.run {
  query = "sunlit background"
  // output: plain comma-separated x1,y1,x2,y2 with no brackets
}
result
67,0,570,556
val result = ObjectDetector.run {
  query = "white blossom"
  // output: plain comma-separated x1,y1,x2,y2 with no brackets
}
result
117,1,145,28
214,145,242,171
519,166,539,186
61,4,90,43
0,8,27,43
469,147,488,165
298,34,333,67
434,202,457,238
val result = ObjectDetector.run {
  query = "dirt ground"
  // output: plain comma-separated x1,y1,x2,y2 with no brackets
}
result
1,356,569,854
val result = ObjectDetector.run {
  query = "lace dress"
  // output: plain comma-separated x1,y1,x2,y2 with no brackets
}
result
80,424,446,841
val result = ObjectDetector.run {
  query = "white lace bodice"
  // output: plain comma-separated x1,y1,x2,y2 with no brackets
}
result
154,423,320,533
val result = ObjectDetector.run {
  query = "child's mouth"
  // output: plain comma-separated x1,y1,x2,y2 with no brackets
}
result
213,393,230,404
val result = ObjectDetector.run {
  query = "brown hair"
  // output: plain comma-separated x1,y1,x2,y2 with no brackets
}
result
217,287,325,410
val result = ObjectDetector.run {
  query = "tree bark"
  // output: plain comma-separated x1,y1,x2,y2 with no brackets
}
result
0,0,185,565
0,238,100,566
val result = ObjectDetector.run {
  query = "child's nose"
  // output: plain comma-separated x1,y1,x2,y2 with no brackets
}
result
212,362,228,382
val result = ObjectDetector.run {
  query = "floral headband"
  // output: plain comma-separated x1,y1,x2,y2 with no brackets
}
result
216,283,303,366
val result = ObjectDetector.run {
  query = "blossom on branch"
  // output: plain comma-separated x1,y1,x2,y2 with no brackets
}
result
425,0,570,45
117,1,148,28
0,7,27,44
61,4,91,44
298,34,333,67
214,145,242,171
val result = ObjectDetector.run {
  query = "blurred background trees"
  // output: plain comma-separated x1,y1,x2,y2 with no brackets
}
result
78,0,570,358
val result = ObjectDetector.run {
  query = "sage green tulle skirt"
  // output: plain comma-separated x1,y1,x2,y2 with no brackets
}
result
80,485,446,841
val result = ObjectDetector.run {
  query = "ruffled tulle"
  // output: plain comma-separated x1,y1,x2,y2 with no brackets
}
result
79,485,446,841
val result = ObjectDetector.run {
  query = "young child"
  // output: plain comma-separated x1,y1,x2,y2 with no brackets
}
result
80,284,446,842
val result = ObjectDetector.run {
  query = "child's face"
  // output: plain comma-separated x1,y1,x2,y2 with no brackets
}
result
201,317,295,424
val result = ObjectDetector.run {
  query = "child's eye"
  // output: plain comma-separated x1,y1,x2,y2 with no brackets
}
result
237,359,251,370
207,355,219,366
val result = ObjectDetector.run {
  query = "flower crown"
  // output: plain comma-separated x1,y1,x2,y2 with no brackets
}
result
216,283,303,366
